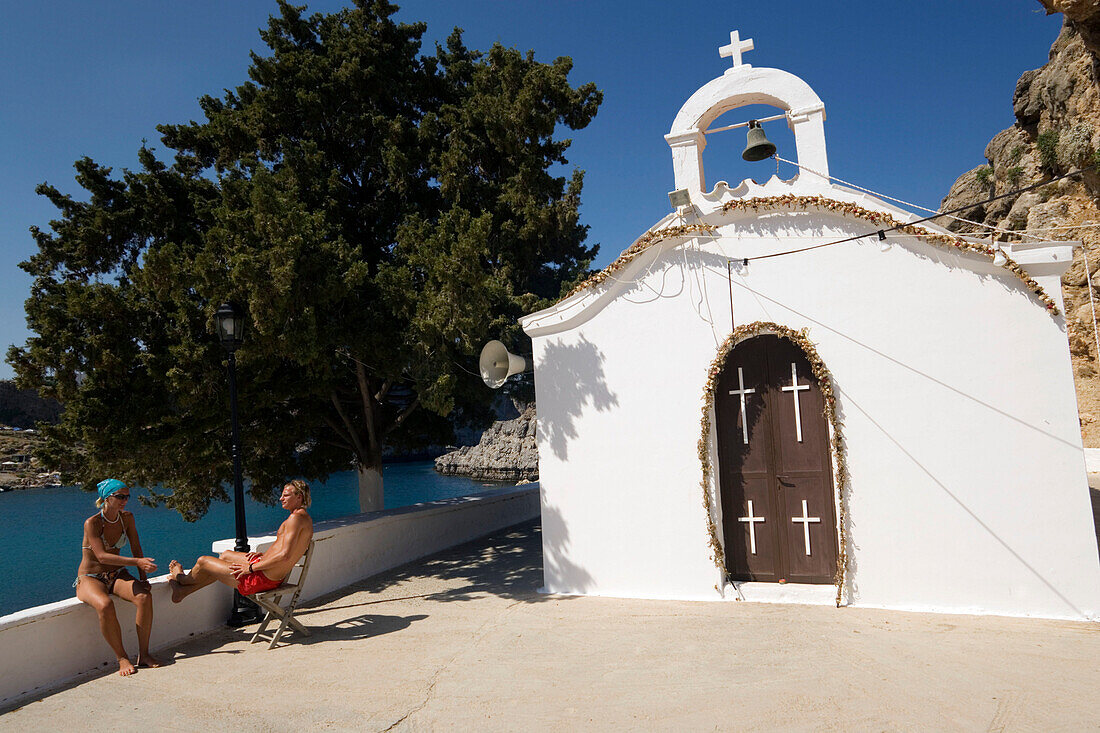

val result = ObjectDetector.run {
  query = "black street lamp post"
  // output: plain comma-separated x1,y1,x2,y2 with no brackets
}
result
216,302,260,627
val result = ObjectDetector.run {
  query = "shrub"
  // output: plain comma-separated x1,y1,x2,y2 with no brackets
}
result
1056,124,1093,168
1037,129,1060,172
975,167,993,186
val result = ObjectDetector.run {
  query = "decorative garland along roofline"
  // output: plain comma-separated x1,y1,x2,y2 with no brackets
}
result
699,322,850,607
720,195,1059,314
562,222,717,300
563,196,1060,316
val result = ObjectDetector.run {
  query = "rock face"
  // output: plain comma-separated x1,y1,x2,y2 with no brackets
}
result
940,6,1100,446
434,402,538,481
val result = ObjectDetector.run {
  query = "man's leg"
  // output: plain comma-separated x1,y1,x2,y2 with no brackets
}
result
169,556,239,603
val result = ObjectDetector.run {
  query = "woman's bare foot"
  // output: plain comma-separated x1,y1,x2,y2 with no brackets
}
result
118,657,137,676
136,654,162,668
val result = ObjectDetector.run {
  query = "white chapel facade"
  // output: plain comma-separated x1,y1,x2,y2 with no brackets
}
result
521,32,1100,620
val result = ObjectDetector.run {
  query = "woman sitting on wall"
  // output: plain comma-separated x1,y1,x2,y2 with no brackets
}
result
74,478,160,676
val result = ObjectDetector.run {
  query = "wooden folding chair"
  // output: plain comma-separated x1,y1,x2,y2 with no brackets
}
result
249,539,315,649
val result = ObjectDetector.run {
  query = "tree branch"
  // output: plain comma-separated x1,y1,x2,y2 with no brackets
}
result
355,360,381,463
384,396,421,436
321,438,354,452
328,392,367,466
374,377,393,404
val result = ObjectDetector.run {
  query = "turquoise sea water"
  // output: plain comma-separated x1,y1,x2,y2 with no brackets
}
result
0,461,508,618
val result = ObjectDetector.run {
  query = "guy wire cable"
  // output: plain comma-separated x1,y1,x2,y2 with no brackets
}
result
744,164,1096,262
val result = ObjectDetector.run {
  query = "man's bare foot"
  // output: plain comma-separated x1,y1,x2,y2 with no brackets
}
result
168,560,188,583
118,658,137,676
136,654,162,668
169,578,186,603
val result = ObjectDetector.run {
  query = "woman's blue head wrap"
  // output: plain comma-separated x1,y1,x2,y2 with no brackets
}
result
96,478,127,500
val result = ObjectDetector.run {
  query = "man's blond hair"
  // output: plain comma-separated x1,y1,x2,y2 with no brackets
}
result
285,479,312,508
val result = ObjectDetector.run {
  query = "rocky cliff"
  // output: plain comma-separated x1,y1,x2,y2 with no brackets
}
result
434,402,538,481
940,1,1100,446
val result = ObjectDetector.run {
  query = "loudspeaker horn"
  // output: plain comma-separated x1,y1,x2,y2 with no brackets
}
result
479,340,527,389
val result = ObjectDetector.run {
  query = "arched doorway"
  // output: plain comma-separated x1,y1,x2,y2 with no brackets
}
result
714,334,838,583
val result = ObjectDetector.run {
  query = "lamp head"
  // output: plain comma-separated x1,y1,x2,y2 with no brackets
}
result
216,302,245,352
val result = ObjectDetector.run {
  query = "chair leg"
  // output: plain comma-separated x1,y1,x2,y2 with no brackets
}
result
269,612,292,649
286,615,311,636
250,611,275,644
246,589,309,648
249,593,286,644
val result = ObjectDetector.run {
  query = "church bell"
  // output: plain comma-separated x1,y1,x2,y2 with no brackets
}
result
741,119,776,162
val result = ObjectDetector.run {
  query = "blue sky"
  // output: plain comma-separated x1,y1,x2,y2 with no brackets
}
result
0,1,1064,380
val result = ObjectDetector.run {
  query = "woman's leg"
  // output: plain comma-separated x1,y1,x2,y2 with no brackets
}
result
169,555,238,602
113,577,161,667
76,577,136,676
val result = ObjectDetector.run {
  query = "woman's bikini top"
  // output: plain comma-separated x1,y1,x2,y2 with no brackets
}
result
82,512,129,552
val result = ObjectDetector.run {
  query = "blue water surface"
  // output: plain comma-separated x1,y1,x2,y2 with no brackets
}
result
0,462,508,617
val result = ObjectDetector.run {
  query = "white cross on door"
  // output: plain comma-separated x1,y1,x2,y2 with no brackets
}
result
739,499,766,555
781,362,810,443
728,367,755,445
790,499,821,556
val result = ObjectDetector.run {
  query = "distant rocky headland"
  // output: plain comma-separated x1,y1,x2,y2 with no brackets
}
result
0,380,63,490
0,428,60,491
0,381,61,429
435,402,538,482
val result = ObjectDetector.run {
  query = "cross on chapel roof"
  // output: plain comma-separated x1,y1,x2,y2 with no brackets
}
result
719,30,754,72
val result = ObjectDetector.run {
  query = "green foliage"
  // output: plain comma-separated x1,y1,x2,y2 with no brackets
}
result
1058,124,1093,168
1037,129,1060,173
1008,145,1024,165
8,0,602,519
974,167,993,186
1006,166,1024,186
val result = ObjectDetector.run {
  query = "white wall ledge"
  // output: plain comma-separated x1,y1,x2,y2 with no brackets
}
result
0,485,539,710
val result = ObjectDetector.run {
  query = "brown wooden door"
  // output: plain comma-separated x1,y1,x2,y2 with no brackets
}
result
714,335,837,583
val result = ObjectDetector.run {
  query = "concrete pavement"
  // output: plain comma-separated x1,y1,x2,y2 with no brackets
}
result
2,519,1098,731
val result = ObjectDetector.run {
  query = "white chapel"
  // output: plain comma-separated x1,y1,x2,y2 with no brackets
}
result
520,31,1100,620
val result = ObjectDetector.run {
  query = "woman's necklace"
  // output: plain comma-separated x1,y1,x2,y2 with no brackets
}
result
100,509,122,525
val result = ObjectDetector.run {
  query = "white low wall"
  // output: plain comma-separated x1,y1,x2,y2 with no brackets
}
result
0,485,538,709
1087,448,1100,473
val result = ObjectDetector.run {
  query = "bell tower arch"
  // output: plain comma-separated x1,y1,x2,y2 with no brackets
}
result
664,31,830,197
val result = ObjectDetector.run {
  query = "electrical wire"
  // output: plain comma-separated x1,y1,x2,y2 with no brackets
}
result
744,164,1096,262
774,154,1046,241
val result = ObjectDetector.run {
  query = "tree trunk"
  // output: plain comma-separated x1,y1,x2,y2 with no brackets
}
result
357,464,383,512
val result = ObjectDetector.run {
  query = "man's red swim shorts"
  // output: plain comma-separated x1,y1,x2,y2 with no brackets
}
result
237,568,282,595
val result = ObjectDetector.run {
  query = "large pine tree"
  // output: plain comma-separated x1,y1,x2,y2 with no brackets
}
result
8,0,601,518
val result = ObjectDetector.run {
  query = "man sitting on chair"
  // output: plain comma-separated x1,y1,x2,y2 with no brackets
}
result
169,480,314,602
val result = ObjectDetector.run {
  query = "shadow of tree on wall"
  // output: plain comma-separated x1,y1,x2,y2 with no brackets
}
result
539,501,595,595
537,336,618,460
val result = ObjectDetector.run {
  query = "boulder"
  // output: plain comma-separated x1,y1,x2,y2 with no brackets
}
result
434,403,538,482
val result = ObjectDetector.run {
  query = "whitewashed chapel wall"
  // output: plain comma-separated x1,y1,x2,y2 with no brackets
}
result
525,209,1100,620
